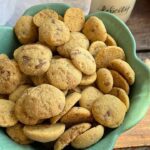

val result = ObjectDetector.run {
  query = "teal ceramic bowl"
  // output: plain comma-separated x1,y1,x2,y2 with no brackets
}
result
0,3,150,150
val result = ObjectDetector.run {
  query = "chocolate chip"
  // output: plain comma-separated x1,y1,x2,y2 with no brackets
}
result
104,110,111,120
22,56,31,64
35,59,47,69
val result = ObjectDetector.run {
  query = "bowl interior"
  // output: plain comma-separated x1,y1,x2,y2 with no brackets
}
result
0,3,150,150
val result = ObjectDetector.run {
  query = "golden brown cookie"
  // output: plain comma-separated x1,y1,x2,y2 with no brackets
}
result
89,41,106,57
105,34,117,46
14,16,38,44
92,94,126,128
70,47,96,75
31,74,49,85
109,59,135,85
71,125,104,149
14,44,52,76
0,58,21,94
15,92,39,125
57,32,89,58
24,84,65,119
95,46,125,69
33,9,58,27
50,92,81,124
96,68,113,93
0,99,18,127
9,85,31,102
110,70,130,94
47,58,82,90
79,86,103,111
39,18,70,46
109,87,130,110
54,123,91,150
60,107,92,126
6,123,33,144
23,124,65,143
80,72,97,86
0,54,8,60
82,16,107,42
64,7,85,32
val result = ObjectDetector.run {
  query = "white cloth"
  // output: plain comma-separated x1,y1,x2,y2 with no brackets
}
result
0,0,91,26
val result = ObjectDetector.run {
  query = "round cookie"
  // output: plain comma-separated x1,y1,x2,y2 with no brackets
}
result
96,68,113,93
0,99,18,127
105,34,117,46
24,84,65,119
70,47,96,75
92,94,126,128
0,58,21,94
14,44,52,76
33,9,58,27
57,32,89,58
6,123,33,144
64,7,85,32
23,124,65,143
89,41,106,57
60,107,92,126
14,16,38,44
109,59,135,85
50,92,81,124
39,18,70,46
54,123,91,150
82,16,107,42
80,72,97,86
0,54,8,60
47,58,82,90
79,86,103,111
110,70,130,94
71,125,104,149
109,87,130,110
15,92,39,125
95,46,125,69
31,74,49,85
9,85,31,102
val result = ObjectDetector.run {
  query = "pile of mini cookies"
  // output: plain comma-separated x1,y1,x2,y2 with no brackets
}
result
0,7,135,150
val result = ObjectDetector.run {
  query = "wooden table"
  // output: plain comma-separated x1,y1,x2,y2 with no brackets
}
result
114,0,150,149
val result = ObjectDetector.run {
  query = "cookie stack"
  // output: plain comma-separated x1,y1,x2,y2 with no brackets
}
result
0,7,135,150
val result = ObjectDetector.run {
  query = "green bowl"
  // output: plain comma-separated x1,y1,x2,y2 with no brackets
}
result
0,3,150,150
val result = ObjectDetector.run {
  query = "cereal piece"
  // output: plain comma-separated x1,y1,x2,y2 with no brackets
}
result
0,54,8,60
70,47,96,75
33,9,58,27
0,59,21,94
50,92,81,124
14,44,52,76
15,93,39,125
79,86,103,111
54,123,91,150
89,41,106,57
58,15,63,21
110,70,130,94
109,87,130,110
14,16,38,44
64,8,85,32
96,68,113,93
105,34,117,46
9,85,31,102
95,46,125,69
71,125,104,148
80,72,97,86
23,124,65,143
92,94,126,128
24,84,65,119
57,32,89,58
6,123,33,144
82,16,107,42
39,18,70,46
31,74,49,85
60,107,92,126
47,58,82,90
109,59,135,85
0,99,18,127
